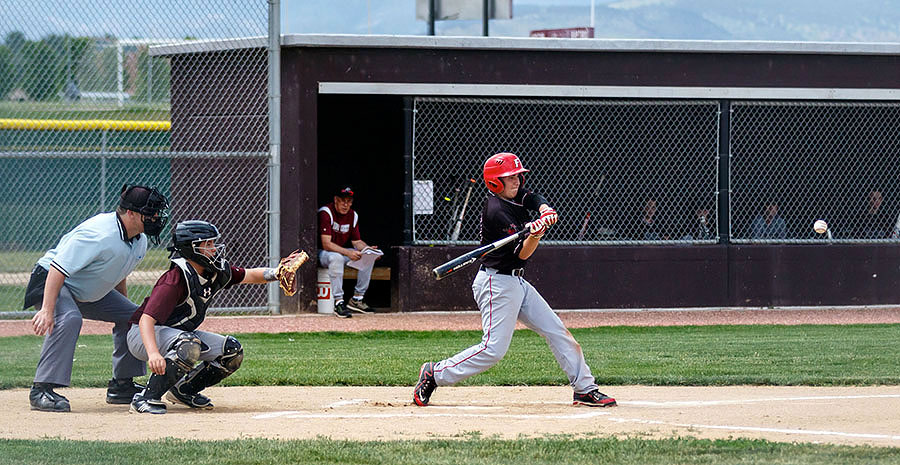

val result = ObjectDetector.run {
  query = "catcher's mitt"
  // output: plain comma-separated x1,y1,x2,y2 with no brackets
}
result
276,249,308,296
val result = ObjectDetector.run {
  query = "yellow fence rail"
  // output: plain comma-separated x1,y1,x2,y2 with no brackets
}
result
0,119,170,131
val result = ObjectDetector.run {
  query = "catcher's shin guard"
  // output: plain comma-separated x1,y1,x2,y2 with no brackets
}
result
140,358,189,402
169,336,243,409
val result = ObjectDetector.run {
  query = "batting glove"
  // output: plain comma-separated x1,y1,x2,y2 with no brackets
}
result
539,206,558,227
528,219,547,238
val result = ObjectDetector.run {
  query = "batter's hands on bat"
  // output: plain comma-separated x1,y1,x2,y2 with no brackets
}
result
528,218,547,238
539,205,558,227
148,351,167,375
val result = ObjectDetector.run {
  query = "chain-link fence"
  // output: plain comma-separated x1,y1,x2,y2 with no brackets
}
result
731,101,900,243
0,0,272,315
412,97,721,245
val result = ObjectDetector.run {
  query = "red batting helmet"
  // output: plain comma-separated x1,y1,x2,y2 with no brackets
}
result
483,152,528,194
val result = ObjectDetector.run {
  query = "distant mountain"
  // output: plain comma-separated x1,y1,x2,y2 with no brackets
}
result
470,0,900,41
5,0,899,43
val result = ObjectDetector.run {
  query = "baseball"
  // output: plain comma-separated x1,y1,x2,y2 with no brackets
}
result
813,219,828,234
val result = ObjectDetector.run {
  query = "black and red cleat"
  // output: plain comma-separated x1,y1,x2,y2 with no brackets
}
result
413,362,437,406
573,390,617,407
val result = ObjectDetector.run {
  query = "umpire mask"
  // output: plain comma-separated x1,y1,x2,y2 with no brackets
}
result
120,185,169,244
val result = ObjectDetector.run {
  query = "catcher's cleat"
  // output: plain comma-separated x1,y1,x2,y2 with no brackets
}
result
106,377,145,404
573,390,617,407
334,300,352,318
130,395,167,414
30,383,71,412
166,387,214,409
347,298,372,314
413,362,437,406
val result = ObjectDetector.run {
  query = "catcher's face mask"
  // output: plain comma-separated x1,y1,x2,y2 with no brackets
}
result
193,239,227,272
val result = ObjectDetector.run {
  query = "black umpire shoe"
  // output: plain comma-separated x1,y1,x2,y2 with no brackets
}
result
30,383,71,412
333,300,352,318
106,377,145,404
413,362,437,406
573,390,617,407
130,395,167,414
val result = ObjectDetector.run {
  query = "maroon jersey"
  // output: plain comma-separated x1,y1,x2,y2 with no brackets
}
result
129,262,246,329
318,202,361,248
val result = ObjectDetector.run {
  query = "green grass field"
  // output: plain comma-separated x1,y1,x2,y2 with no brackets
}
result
3,324,900,462
2,437,900,465
0,101,170,121
3,324,899,389
0,248,170,273
0,248,169,313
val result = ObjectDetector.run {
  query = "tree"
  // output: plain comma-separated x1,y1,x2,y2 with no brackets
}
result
0,45,12,99
22,39,64,100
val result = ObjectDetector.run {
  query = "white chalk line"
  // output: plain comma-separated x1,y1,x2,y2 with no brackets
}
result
254,393,900,441
606,416,900,441
254,410,610,420
621,393,900,407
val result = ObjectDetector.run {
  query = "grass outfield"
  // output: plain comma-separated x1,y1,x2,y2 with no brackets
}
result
0,284,154,316
2,324,900,389
0,248,171,273
2,437,900,465
0,101,170,121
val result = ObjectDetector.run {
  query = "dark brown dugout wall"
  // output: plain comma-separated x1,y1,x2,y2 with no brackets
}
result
160,36,900,312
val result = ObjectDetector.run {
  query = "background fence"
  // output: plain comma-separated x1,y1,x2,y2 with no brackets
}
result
0,0,272,315
412,97,900,246
412,97,721,245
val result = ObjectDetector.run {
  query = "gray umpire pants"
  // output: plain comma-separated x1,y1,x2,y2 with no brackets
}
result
127,324,227,362
34,285,145,386
318,250,373,302
432,269,600,395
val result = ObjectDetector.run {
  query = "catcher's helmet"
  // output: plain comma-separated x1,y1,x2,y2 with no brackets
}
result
483,152,528,194
169,220,227,273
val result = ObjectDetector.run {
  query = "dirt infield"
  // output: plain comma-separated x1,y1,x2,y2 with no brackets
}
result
2,385,899,446
4,308,900,446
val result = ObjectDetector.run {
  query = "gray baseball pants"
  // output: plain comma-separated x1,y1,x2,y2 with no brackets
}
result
432,268,599,394
318,250,373,302
33,285,145,386
127,324,227,362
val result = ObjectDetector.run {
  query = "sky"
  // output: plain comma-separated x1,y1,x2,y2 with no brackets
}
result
4,0,900,43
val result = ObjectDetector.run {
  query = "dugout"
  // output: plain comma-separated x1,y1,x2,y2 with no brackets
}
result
154,35,900,313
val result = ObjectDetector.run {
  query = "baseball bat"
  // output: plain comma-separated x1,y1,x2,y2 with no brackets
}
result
433,225,532,280
450,178,477,242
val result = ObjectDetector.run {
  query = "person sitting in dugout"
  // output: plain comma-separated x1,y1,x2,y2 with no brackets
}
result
127,220,287,414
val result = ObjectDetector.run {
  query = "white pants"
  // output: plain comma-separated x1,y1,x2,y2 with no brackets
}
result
432,268,599,394
317,250,373,302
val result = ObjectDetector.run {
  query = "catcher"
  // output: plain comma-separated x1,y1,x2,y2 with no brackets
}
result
125,220,306,414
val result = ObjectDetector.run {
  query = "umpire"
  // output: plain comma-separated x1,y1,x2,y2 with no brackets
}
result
23,185,168,412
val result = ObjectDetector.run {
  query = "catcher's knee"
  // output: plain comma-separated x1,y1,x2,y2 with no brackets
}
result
219,335,243,373
167,332,202,372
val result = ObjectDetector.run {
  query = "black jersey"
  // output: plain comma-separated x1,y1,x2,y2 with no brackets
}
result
480,188,548,271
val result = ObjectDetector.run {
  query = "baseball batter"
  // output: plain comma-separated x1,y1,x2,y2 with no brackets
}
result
414,152,616,408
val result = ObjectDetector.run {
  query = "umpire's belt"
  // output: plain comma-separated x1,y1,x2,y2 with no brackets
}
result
480,266,525,277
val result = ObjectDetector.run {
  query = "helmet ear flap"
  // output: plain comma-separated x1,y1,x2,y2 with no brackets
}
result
485,178,503,193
